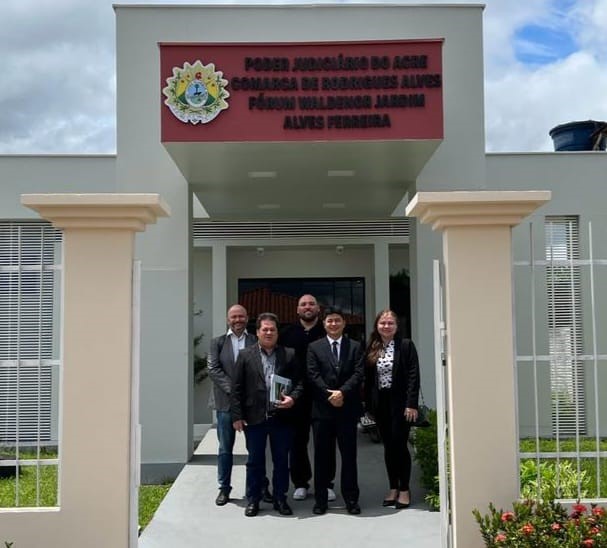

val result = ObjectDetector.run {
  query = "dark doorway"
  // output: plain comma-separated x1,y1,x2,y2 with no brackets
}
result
238,277,366,341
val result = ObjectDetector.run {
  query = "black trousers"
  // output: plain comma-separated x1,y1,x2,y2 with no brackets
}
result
312,416,359,506
376,388,412,491
290,395,313,489
290,395,336,490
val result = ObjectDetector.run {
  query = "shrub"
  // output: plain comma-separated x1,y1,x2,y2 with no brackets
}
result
520,459,590,501
411,408,439,509
474,499,607,547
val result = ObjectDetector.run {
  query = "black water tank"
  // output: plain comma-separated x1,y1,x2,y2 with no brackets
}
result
549,120,607,151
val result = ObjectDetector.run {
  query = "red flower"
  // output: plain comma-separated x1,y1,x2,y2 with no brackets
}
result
582,540,595,547
573,503,588,515
592,506,606,517
521,523,535,535
590,527,600,535
501,511,515,522
551,523,561,531
494,533,507,543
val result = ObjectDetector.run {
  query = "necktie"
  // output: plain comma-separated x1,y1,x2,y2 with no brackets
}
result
332,340,339,361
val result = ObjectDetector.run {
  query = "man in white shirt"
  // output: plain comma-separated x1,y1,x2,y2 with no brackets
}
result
208,304,257,506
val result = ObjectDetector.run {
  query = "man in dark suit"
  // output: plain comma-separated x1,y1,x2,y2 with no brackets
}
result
232,312,303,517
207,304,257,506
279,294,336,502
307,306,364,515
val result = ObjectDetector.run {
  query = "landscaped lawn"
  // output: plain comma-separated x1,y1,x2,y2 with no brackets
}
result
0,455,172,531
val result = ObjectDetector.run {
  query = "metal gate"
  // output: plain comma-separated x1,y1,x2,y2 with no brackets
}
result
433,259,452,547
514,216,607,503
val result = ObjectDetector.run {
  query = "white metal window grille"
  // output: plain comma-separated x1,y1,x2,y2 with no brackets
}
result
515,216,607,502
545,216,586,437
0,221,61,507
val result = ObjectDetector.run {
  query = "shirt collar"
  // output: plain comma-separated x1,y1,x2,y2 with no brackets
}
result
258,343,276,356
327,335,343,345
227,328,247,338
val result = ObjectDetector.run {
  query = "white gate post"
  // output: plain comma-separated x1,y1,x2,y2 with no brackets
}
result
407,191,550,548
0,194,169,548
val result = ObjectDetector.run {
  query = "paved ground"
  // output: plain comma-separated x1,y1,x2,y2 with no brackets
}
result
139,425,442,548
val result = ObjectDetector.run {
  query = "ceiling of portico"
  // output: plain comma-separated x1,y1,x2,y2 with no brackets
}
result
164,140,440,220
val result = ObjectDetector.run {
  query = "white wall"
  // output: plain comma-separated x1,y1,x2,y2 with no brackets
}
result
0,155,116,217
487,152,607,436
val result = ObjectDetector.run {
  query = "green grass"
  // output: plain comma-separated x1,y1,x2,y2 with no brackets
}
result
139,483,172,530
0,452,172,531
520,437,607,453
0,465,58,507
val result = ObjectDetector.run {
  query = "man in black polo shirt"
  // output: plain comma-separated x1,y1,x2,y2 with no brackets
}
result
279,294,335,502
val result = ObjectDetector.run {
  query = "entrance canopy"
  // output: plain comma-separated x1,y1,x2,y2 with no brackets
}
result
160,39,444,220
165,140,440,220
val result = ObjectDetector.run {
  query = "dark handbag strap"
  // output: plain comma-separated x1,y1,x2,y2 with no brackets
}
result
418,386,426,408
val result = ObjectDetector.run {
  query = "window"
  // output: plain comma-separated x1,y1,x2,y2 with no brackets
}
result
238,277,366,341
545,215,585,436
0,221,60,445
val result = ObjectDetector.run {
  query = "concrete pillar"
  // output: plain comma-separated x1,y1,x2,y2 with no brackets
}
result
0,194,169,548
211,242,228,336
374,241,390,313
406,190,550,548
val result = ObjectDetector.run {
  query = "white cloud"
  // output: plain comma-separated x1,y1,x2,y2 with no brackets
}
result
483,0,607,151
0,0,605,153
486,51,607,151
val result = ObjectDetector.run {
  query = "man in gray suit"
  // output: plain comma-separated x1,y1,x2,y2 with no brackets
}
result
208,304,257,506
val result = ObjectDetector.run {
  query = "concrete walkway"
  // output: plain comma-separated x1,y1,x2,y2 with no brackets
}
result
139,426,441,548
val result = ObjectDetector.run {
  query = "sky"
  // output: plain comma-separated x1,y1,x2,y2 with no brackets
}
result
0,0,606,154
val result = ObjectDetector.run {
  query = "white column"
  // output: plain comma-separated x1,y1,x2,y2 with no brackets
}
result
407,190,550,548
373,241,390,313
212,242,227,336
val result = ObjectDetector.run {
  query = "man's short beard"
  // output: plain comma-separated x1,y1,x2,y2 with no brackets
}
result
299,312,319,321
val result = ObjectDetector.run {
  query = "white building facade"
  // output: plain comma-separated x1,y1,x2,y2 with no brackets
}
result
1,2,605,483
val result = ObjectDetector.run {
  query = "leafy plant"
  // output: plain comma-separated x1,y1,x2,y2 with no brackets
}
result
520,459,590,501
411,408,439,509
424,476,441,511
474,499,607,547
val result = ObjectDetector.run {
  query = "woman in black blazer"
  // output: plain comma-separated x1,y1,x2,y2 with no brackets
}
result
364,309,420,509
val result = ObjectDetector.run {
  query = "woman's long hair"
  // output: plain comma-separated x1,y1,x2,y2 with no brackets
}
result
365,309,400,367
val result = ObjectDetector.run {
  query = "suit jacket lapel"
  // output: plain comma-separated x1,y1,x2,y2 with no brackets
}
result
392,339,400,384
220,338,235,368
339,337,349,366
251,347,265,385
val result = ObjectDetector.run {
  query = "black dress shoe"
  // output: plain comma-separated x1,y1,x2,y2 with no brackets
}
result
273,499,293,516
346,502,361,515
382,498,396,507
262,486,273,503
215,490,230,506
395,491,411,509
245,502,259,517
313,504,327,515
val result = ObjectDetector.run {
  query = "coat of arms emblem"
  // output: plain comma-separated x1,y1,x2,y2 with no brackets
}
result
163,60,230,124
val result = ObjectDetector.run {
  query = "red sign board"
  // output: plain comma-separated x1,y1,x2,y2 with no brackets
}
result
160,40,443,142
